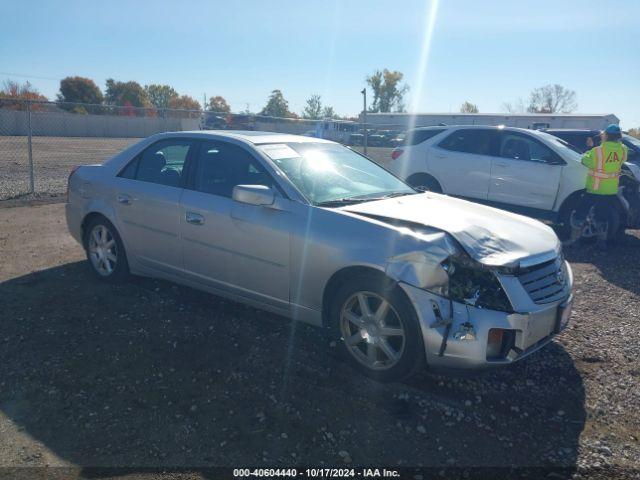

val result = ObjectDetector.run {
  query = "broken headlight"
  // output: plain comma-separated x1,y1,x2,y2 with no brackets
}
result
440,256,513,312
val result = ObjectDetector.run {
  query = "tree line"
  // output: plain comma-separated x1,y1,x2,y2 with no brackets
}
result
1,73,606,126
0,68,414,119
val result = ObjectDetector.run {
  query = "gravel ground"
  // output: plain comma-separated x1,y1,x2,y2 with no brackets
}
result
0,135,394,201
0,203,638,479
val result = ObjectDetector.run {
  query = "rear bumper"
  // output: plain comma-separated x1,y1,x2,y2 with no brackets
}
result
400,263,573,370
65,202,83,246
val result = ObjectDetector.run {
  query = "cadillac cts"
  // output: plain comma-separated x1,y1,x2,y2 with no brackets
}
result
66,131,573,381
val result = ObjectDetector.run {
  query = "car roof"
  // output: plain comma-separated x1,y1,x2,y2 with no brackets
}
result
545,128,600,133
168,130,333,145
409,125,531,133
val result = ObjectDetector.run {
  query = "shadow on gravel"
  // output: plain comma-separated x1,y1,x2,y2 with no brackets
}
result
0,261,586,475
564,231,640,295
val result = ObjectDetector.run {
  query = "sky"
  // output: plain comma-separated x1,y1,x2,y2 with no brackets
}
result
1,0,639,127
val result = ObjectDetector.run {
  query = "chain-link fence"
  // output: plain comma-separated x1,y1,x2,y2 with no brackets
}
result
0,99,404,200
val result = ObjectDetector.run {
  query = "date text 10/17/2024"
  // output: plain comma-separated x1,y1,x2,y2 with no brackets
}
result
233,468,400,478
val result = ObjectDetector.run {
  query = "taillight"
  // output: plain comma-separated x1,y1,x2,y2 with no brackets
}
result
391,148,404,160
66,166,80,202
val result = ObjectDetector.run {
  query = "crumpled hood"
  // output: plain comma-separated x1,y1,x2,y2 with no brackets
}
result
339,193,560,267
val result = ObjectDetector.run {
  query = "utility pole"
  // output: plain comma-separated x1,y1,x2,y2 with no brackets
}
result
361,88,368,155
26,100,34,193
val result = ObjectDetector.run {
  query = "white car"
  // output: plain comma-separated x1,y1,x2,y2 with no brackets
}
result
387,126,640,238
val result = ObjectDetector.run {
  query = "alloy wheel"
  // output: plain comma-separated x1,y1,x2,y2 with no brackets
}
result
88,224,118,276
339,291,406,370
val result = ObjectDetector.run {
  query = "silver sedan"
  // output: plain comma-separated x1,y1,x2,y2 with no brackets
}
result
66,131,573,381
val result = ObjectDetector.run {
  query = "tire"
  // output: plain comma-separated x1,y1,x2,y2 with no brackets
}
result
330,275,425,382
406,173,442,193
559,199,623,244
83,216,130,283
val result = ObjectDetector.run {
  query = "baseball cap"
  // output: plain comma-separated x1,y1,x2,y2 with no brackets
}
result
604,124,621,135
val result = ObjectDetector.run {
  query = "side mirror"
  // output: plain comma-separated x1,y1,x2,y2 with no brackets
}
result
232,184,275,206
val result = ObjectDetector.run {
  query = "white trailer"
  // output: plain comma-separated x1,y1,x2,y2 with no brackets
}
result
314,119,360,143
362,113,620,131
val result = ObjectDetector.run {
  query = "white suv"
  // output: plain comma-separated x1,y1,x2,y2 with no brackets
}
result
387,125,640,238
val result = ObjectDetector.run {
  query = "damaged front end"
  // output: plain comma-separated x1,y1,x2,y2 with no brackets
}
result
385,235,514,315
441,255,513,313
384,230,571,369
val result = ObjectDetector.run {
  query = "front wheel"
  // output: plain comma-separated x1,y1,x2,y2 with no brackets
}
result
406,173,442,193
559,203,622,243
330,276,425,382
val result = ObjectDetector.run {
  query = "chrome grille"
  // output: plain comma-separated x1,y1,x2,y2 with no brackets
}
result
518,256,569,305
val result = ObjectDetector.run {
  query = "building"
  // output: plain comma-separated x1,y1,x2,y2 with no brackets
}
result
360,113,620,131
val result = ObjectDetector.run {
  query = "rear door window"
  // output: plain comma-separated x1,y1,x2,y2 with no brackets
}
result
119,139,194,187
401,129,445,146
438,129,495,155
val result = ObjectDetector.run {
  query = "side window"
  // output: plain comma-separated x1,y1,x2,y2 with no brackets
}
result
498,133,556,163
194,142,275,198
119,139,193,187
402,128,445,146
438,129,493,155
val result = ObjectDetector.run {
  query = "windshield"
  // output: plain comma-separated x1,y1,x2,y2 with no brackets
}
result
624,135,640,149
258,142,415,205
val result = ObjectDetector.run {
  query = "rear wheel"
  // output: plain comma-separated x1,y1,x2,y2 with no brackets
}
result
330,276,424,382
83,217,130,283
406,173,442,193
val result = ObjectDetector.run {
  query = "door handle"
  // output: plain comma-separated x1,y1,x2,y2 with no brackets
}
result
494,162,508,167
185,211,205,225
117,194,132,205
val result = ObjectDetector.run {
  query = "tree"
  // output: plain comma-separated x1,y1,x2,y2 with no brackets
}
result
104,79,152,115
145,84,178,110
365,69,409,113
168,94,201,118
207,95,231,113
628,128,640,139
527,84,577,113
460,101,479,113
0,80,48,110
501,98,527,114
302,94,323,119
57,76,103,113
322,106,337,119
260,89,291,118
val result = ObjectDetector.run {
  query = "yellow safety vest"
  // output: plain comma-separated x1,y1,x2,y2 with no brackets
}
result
581,141,627,195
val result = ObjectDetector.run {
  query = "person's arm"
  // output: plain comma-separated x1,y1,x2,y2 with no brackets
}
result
582,148,595,168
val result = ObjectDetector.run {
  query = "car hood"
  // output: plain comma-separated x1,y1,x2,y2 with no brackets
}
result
338,193,560,267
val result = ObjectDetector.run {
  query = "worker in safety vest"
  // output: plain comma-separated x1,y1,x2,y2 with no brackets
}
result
567,124,627,246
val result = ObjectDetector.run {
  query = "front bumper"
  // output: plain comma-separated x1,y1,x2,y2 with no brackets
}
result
400,261,573,370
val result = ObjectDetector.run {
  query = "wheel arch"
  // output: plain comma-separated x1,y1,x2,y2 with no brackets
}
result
81,211,120,248
558,188,629,223
405,172,443,193
557,189,586,224
321,265,412,327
